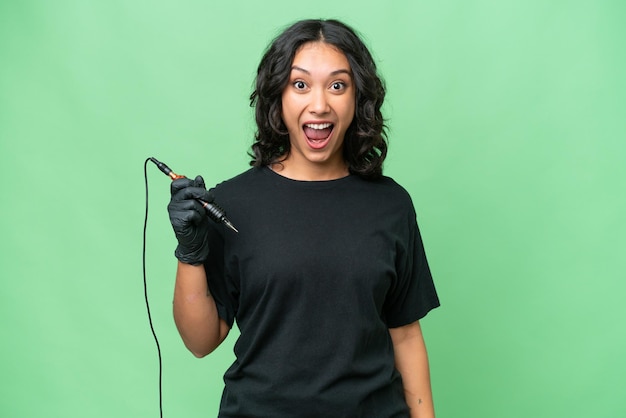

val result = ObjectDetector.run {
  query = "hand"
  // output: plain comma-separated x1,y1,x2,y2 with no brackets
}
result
167,175,215,265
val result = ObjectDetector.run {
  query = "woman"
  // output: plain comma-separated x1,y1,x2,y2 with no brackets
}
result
167,19,440,418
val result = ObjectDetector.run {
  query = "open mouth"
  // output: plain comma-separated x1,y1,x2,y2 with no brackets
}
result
303,123,334,148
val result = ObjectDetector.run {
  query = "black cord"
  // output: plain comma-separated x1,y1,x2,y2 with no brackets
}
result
143,158,163,418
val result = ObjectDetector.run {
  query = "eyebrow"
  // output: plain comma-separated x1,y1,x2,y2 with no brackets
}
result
291,65,352,77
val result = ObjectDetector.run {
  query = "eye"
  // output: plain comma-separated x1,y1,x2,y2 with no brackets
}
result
293,80,307,90
331,82,346,91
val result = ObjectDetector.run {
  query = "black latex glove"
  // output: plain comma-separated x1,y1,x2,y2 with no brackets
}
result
167,175,215,265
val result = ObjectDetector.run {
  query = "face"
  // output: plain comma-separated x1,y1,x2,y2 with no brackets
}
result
280,41,356,180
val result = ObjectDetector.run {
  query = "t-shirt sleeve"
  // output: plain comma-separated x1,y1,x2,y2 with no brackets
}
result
204,221,239,328
383,206,440,328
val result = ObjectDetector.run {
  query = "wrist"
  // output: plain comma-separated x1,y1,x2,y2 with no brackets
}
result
174,244,209,266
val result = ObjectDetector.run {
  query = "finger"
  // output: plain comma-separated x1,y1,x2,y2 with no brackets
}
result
168,196,204,213
192,176,215,203
175,186,214,203
193,175,205,189
169,206,205,228
170,177,194,195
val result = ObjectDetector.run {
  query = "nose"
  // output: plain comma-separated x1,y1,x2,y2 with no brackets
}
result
308,88,330,115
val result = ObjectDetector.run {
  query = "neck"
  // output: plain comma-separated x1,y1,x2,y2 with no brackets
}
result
269,159,349,181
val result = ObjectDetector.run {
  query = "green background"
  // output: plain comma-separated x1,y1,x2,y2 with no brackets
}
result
1,1,624,417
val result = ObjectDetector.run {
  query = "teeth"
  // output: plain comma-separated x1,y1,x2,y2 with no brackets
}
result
305,123,332,130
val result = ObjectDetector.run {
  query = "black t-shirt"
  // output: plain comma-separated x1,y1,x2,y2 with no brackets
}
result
204,167,439,418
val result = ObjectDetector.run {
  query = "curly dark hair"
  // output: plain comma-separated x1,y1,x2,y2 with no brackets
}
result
249,19,387,180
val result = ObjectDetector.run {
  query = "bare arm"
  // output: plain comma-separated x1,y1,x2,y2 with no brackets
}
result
173,261,230,358
389,320,435,418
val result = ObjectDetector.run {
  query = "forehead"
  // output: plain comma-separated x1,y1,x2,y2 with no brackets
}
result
291,41,351,73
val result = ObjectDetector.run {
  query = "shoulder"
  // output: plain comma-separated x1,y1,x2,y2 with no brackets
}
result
340,175,418,224
211,167,267,195
356,175,415,206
